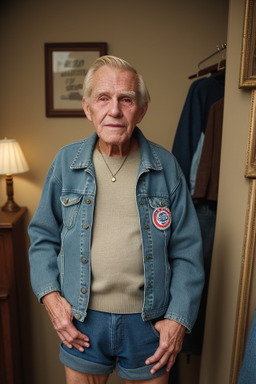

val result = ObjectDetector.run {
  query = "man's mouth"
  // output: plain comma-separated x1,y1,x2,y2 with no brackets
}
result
105,124,125,129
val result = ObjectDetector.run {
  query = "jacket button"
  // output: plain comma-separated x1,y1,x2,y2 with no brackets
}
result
160,201,165,207
144,225,149,229
147,284,152,288
145,314,151,318
86,199,91,204
81,257,88,264
74,314,81,320
146,255,152,259
65,198,69,204
140,201,144,205
82,224,89,229
81,288,87,294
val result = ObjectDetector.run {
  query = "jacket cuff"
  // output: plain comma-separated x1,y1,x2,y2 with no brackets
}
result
164,312,192,333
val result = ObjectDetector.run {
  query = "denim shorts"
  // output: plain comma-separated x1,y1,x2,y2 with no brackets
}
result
59,309,167,380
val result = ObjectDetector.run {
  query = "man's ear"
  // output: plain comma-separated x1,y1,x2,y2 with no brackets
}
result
136,102,148,124
82,97,92,121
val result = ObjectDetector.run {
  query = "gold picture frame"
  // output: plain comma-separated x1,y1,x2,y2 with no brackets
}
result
230,90,256,383
230,178,256,383
245,89,256,177
239,0,256,88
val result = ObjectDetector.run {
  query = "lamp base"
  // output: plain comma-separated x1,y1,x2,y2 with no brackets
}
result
2,200,20,212
2,174,21,212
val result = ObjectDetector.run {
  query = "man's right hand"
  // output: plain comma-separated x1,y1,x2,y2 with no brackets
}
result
42,291,90,352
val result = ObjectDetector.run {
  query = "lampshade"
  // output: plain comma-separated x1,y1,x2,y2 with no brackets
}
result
0,139,29,175
0,138,29,212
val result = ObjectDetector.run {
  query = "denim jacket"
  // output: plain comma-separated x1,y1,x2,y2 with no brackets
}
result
28,127,204,332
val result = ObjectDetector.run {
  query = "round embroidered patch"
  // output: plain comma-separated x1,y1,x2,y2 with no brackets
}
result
152,207,171,230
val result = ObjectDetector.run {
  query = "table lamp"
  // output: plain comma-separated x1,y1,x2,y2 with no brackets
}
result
0,138,29,212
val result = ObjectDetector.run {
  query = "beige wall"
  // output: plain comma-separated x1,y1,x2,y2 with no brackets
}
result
0,0,234,383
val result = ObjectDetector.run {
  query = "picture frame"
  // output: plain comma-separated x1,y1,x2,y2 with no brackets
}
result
45,42,108,117
239,0,256,88
245,89,256,177
230,179,256,384
230,91,256,383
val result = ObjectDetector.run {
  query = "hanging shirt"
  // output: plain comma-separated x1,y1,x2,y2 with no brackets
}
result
172,76,224,192
193,97,224,201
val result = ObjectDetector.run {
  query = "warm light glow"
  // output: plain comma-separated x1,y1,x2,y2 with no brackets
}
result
0,139,29,175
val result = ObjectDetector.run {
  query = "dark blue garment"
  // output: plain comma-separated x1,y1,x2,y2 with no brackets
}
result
181,199,217,355
238,310,256,384
172,76,224,189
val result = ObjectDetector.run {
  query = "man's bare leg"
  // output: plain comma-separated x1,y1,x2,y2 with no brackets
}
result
64,366,109,384
125,371,169,384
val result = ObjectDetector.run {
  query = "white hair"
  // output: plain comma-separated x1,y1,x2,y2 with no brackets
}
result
83,55,150,106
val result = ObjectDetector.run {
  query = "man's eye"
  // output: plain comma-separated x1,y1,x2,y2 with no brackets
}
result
122,98,132,103
99,96,108,101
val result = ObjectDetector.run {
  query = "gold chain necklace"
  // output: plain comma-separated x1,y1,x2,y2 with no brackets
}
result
98,141,130,182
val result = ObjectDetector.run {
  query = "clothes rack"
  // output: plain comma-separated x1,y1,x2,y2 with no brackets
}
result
189,43,227,79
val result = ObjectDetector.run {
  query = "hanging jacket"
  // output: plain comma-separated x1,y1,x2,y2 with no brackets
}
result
172,76,224,192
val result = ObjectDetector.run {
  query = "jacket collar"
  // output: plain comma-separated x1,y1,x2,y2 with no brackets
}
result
70,127,163,171
134,128,163,171
70,133,98,169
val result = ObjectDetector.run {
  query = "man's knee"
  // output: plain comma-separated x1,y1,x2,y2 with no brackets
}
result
64,366,109,384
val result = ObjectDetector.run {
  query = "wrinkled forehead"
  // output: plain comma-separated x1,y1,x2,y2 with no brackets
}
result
91,66,139,95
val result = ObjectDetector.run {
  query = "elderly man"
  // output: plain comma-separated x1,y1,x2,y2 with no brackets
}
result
28,55,204,384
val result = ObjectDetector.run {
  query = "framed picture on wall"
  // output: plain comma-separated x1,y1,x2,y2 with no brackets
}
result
245,89,256,177
230,90,256,384
239,0,256,88
45,42,108,117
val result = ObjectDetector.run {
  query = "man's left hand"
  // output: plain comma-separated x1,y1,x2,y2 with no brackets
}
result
145,319,186,375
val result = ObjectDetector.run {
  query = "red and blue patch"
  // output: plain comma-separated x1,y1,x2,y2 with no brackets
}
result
152,207,171,230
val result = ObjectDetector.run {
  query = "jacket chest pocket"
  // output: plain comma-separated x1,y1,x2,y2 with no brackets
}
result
60,194,83,229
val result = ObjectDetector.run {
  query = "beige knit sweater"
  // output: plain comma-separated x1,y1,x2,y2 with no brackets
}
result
88,148,144,313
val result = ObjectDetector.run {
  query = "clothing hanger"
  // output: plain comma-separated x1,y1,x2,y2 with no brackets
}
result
188,44,227,79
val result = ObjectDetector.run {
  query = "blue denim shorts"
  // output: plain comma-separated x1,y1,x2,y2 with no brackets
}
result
59,309,167,380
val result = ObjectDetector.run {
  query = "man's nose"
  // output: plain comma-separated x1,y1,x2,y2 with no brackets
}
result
109,99,122,117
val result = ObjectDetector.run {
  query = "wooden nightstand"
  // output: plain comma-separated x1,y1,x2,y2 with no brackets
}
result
0,207,28,384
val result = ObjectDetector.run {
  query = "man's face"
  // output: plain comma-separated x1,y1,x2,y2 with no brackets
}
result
82,66,147,147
